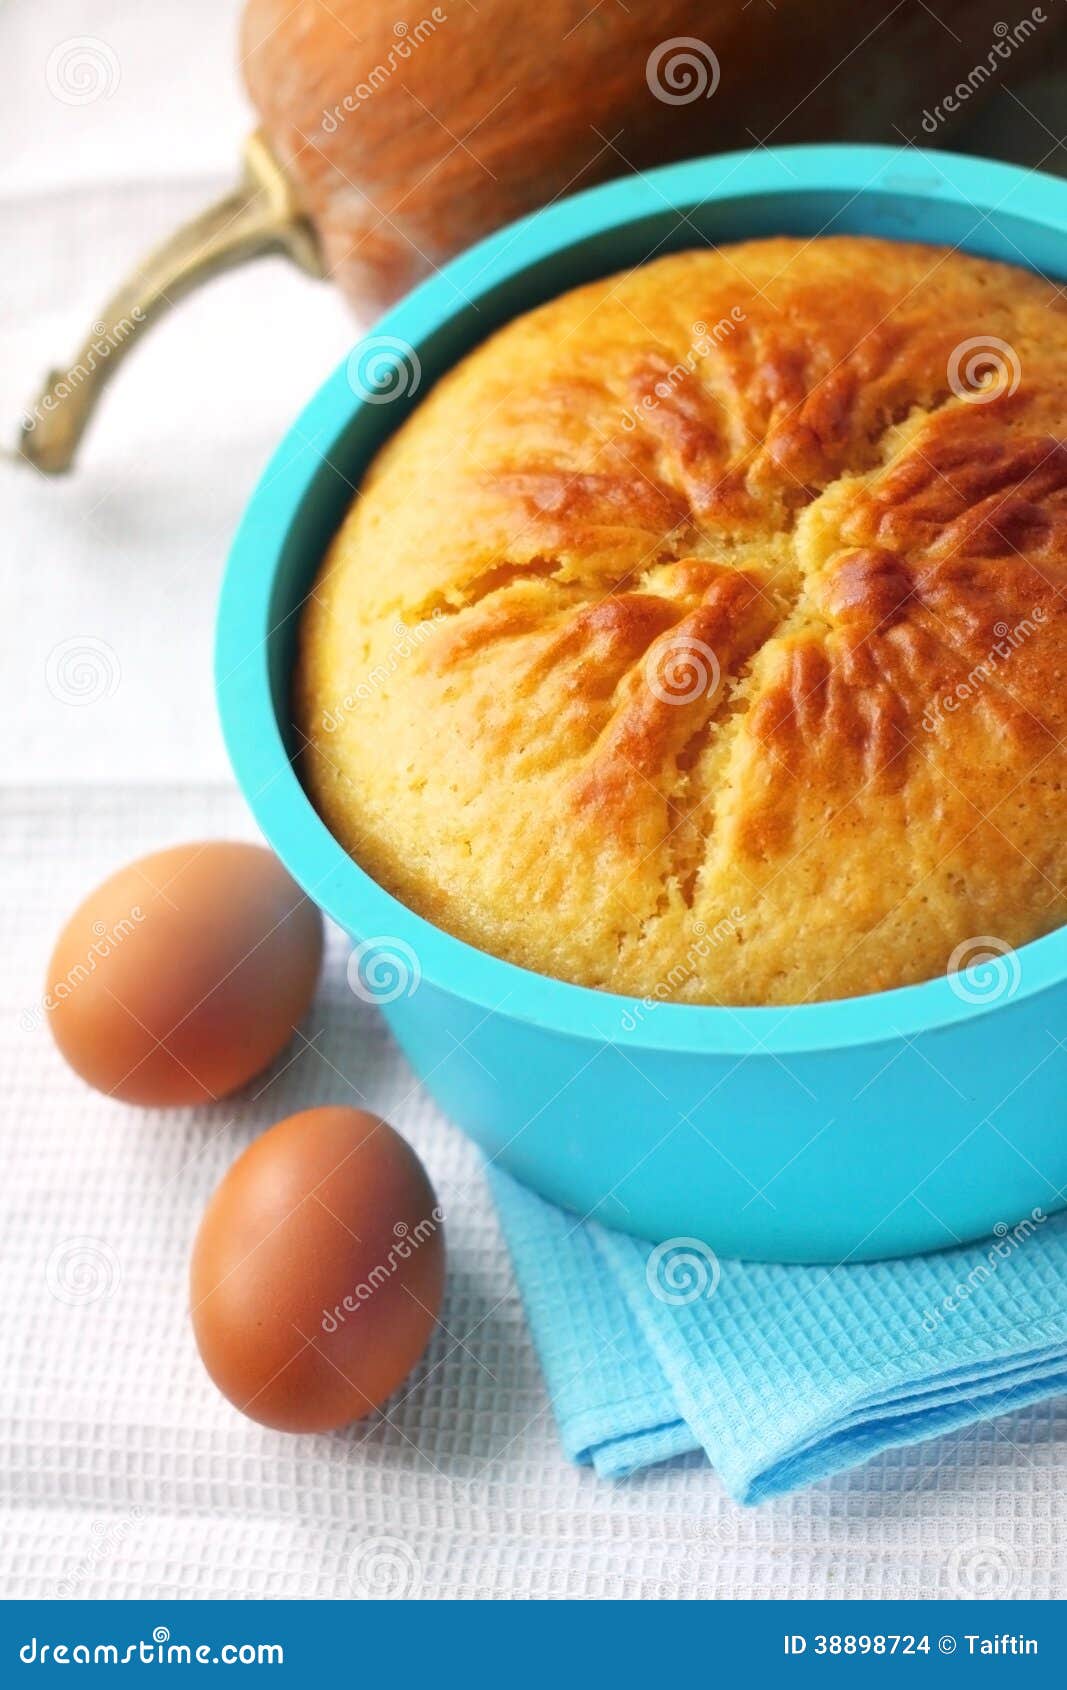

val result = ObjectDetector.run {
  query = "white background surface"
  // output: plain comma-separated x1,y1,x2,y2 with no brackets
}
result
2,0,1065,1601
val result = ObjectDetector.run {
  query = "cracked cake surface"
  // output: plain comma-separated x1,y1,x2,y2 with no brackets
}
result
295,236,1067,1006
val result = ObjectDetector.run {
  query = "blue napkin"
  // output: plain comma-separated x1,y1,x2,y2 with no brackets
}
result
488,1169,1067,1503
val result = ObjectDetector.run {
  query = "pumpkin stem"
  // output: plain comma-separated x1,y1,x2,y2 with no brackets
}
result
17,130,324,474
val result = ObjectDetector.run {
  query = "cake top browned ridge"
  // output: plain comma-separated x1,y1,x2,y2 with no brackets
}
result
296,236,1067,1007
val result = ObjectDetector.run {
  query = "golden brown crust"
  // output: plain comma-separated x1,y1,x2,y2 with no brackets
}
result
295,237,1067,1005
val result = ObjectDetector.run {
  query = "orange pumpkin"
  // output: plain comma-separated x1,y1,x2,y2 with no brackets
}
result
20,0,1053,471
241,0,1023,312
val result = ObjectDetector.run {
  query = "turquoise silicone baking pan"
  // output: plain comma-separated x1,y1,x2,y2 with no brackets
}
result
216,144,1067,1263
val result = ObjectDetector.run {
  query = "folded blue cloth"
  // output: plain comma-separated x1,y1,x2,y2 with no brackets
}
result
488,1169,1067,1503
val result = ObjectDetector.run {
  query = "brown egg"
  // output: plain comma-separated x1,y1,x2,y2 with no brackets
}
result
190,1107,445,1431
46,842,323,1105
